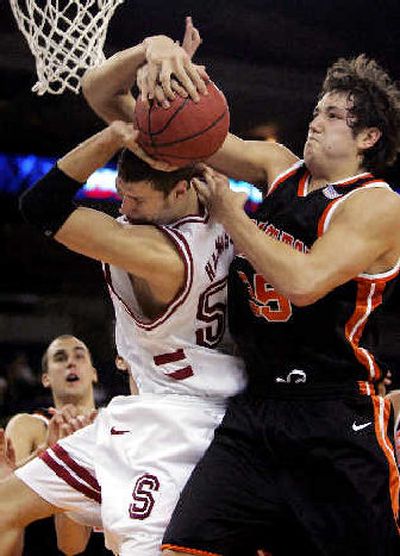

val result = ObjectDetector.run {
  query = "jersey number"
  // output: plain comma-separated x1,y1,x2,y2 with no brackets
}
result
196,277,227,347
238,271,292,322
129,474,160,520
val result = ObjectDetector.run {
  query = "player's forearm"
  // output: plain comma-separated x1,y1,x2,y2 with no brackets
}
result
57,124,123,182
82,43,146,123
20,123,127,239
222,208,323,306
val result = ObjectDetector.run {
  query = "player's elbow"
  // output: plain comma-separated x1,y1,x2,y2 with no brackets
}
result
80,68,102,109
286,276,326,307
80,68,97,98
289,292,320,307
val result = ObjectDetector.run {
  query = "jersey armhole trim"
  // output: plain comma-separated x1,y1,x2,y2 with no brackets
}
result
267,159,304,196
104,226,194,331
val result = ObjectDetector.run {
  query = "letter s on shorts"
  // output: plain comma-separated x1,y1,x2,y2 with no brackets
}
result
129,473,160,520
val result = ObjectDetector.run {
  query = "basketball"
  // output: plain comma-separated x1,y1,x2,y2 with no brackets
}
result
134,80,230,167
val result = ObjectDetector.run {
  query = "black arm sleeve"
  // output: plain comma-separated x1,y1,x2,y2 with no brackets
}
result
19,164,84,237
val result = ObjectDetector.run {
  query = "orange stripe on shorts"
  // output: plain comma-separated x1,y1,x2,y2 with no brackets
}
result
371,395,400,531
161,544,222,556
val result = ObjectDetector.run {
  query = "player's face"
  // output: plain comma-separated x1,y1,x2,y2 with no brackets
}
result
116,179,175,224
304,92,363,169
42,337,97,401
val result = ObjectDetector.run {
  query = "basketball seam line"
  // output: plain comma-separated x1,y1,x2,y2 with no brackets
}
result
147,96,190,139
141,110,228,149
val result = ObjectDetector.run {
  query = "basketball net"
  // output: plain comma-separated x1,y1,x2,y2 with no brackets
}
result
9,0,125,95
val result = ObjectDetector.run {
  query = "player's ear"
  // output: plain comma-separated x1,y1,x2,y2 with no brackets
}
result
359,127,382,150
91,366,98,385
173,179,190,199
41,373,51,388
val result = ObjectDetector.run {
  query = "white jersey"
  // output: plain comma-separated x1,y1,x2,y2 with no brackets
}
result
105,208,246,398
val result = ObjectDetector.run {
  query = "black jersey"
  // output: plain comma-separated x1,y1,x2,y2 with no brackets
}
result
229,160,399,394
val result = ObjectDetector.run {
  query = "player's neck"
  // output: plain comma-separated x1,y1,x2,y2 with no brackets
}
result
53,391,96,412
308,160,366,192
170,188,200,222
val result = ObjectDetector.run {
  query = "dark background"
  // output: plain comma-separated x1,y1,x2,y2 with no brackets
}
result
1,0,400,416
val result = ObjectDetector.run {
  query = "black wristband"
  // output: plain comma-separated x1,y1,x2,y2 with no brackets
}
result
19,164,84,237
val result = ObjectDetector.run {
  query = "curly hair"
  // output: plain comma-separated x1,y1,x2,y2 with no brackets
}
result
321,55,400,174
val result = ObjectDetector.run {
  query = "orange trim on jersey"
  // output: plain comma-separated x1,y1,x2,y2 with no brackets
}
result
161,545,221,556
371,395,400,531
317,180,387,238
333,173,373,187
268,165,301,196
356,264,400,283
358,381,375,396
317,195,343,237
344,281,386,381
297,170,310,197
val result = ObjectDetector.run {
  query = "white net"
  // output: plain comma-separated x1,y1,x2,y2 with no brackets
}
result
9,0,125,95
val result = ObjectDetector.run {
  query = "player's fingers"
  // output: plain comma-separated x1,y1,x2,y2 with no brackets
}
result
171,79,188,98
126,141,178,171
137,67,148,100
159,67,176,100
60,423,73,438
51,414,64,428
194,64,210,82
154,84,170,108
61,404,78,422
139,77,150,105
146,63,160,100
192,177,210,201
183,16,202,58
89,409,98,423
48,406,57,415
172,62,199,102
184,62,207,96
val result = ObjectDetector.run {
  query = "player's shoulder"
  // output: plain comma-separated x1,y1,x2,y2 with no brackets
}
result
6,412,48,433
339,182,400,224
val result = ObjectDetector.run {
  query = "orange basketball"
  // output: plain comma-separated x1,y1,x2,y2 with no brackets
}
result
134,80,230,167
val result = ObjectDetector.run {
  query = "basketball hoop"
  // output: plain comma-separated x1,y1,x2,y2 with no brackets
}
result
9,0,125,95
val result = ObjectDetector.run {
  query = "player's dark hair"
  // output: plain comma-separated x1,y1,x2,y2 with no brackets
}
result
117,149,200,196
321,54,400,173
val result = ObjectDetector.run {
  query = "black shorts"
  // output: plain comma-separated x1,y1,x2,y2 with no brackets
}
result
162,389,400,556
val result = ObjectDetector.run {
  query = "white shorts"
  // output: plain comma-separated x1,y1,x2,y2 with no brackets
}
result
16,393,226,555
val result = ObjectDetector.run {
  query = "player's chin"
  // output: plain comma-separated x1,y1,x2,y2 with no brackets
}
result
303,144,316,162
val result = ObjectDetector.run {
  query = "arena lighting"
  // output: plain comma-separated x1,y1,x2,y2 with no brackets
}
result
0,152,263,207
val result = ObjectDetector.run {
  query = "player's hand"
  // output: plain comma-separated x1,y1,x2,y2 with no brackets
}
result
46,405,98,446
137,63,208,110
193,166,247,223
0,428,16,480
109,121,179,172
142,35,207,103
181,16,202,59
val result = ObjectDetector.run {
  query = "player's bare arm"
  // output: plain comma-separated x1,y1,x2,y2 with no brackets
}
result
196,169,400,306
82,17,204,124
20,122,185,305
207,133,299,191
0,429,16,481
55,514,91,555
